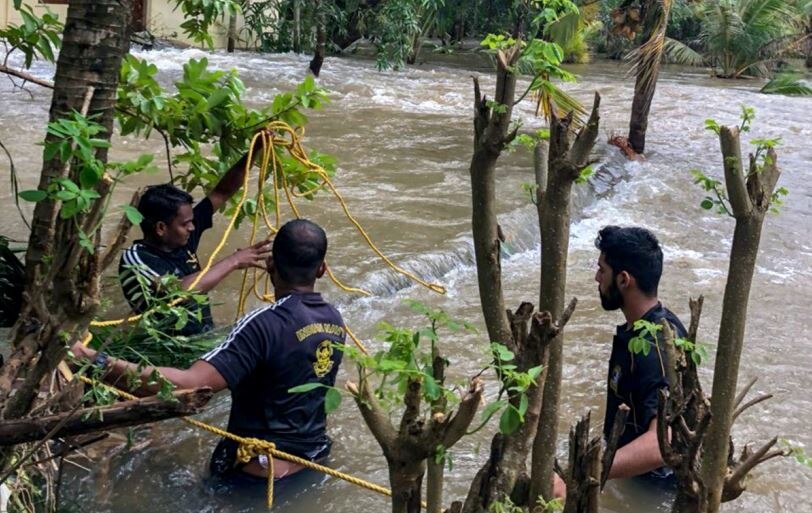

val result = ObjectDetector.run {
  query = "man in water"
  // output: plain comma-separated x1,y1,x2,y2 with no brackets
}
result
119,153,270,336
75,219,345,481
555,225,686,497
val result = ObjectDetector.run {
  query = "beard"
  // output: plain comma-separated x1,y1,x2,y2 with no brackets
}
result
599,279,623,311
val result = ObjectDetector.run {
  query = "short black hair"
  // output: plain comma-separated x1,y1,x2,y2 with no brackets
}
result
273,219,328,285
137,184,193,237
595,225,663,296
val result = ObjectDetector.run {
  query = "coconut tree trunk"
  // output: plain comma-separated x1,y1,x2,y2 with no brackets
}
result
699,126,781,513
293,0,302,53
530,94,601,503
0,0,134,424
227,11,238,52
309,0,326,76
628,0,671,154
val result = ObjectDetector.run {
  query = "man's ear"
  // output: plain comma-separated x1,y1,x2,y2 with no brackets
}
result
155,221,167,237
316,261,327,279
616,270,632,290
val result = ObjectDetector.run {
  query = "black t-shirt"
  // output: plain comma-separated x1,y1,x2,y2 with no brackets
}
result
603,303,687,448
118,197,215,336
201,292,345,458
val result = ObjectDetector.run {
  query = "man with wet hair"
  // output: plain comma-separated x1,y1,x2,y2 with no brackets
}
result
119,156,270,335
594,225,686,483
74,219,345,482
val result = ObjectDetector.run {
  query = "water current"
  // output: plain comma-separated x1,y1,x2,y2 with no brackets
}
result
0,50,810,513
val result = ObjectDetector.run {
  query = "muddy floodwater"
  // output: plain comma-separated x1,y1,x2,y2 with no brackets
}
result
1,50,810,512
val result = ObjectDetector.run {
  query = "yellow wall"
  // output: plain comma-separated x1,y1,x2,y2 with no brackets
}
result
1,0,251,49
2,1,68,29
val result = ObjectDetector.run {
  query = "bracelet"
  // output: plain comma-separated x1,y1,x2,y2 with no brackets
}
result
93,351,109,370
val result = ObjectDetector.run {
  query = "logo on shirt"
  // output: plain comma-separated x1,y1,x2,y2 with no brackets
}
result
610,364,622,395
186,251,199,268
314,340,334,378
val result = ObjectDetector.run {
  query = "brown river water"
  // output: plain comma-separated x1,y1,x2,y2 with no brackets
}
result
1,50,810,512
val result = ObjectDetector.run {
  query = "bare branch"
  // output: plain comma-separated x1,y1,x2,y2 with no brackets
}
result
732,393,773,423
719,126,752,216
569,93,601,167
0,64,54,89
0,388,213,447
733,377,758,410
688,295,704,343
441,378,483,447
347,378,397,453
99,189,140,271
601,404,629,489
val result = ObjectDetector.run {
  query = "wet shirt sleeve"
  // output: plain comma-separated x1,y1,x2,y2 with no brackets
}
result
188,197,215,253
201,314,269,391
631,339,669,433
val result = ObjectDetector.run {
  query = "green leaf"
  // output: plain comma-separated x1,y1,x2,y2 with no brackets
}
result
288,382,324,393
499,405,522,435
700,198,714,210
324,387,341,414
19,189,47,202
423,374,441,401
481,399,508,421
124,205,144,225
206,87,230,110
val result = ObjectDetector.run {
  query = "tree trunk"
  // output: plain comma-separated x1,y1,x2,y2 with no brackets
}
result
227,11,238,52
628,0,671,154
293,0,302,54
388,460,426,513
0,388,213,446
699,126,782,513
309,0,326,77
530,94,601,503
0,0,134,423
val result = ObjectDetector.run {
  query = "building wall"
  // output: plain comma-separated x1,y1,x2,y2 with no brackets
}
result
1,0,251,49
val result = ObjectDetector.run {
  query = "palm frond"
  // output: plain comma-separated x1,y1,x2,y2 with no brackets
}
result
662,37,706,66
545,11,582,47
534,80,587,126
625,0,672,83
761,73,812,95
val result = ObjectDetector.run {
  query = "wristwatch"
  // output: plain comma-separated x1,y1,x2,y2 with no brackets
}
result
93,351,110,370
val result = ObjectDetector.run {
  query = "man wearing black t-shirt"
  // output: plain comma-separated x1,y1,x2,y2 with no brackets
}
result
74,219,344,481
554,225,685,498
119,154,271,335
595,226,685,479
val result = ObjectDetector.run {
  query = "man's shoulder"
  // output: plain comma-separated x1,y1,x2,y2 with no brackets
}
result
119,242,170,275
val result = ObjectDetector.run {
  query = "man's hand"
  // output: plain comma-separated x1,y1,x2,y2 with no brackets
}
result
553,472,567,500
69,341,95,362
229,240,272,270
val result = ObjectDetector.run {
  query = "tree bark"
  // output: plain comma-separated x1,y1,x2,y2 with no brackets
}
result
309,0,326,77
468,46,522,350
530,94,601,503
0,388,213,446
0,0,134,421
227,11,238,53
627,0,671,154
699,125,781,513
349,366,482,513
293,0,302,54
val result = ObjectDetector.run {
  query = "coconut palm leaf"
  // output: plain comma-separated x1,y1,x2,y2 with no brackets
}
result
662,37,706,65
533,79,587,126
760,72,812,95
700,0,803,77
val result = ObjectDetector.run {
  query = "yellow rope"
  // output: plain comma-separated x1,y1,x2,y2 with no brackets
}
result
74,375,401,509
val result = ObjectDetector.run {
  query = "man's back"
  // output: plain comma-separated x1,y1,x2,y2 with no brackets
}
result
202,291,345,457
